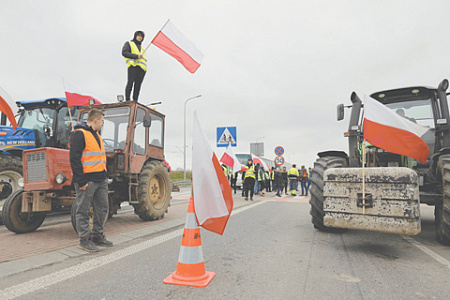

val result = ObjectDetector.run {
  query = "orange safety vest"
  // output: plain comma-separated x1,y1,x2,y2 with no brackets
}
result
77,128,107,173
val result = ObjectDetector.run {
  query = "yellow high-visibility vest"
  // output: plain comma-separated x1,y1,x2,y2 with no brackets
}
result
287,167,299,178
244,165,255,179
125,41,147,71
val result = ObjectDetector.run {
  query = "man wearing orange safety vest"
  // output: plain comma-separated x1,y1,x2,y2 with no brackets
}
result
122,30,147,101
70,109,112,252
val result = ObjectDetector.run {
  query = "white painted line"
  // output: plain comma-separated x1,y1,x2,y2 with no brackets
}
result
402,235,450,269
0,200,265,299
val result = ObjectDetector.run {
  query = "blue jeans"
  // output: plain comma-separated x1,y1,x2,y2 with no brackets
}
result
254,181,262,194
277,186,282,195
301,182,307,195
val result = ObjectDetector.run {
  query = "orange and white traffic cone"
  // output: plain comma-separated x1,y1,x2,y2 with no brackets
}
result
163,197,215,287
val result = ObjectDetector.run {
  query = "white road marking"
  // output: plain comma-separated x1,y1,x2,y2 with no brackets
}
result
0,200,266,300
402,235,450,269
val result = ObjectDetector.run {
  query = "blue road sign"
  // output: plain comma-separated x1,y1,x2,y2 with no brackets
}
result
217,127,237,147
275,146,284,156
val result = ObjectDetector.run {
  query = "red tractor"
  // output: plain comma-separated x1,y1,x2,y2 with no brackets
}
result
2,100,172,233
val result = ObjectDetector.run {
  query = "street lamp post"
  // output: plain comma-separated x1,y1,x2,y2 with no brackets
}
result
184,95,202,181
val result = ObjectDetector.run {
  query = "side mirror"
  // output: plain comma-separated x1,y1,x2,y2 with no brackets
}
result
43,125,53,139
143,115,152,127
337,104,344,121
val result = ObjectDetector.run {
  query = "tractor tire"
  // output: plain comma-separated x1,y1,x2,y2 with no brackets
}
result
133,161,172,221
0,155,23,225
435,155,450,245
309,156,347,232
71,201,108,234
2,189,46,233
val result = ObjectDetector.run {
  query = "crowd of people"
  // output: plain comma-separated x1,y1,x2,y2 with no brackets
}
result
223,160,312,201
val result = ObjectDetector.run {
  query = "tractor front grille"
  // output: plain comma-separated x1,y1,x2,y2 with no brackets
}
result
27,152,47,182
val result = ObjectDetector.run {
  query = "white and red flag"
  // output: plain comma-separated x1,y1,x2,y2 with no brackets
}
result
251,153,272,172
151,20,204,73
192,111,233,235
63,78,102,108
0,86,18,130
220,146,243,174
363,95,429,163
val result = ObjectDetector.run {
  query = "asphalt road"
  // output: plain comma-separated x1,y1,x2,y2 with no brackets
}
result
1,198,449,300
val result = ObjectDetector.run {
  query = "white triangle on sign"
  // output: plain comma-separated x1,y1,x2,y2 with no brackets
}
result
218,128,236,144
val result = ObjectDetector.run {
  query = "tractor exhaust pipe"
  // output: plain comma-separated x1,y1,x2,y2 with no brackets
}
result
348,92,362,167
437,79,450,148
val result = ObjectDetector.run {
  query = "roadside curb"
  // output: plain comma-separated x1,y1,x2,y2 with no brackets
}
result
0,193,263,279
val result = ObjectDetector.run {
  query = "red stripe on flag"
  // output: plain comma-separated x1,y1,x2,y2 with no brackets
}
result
220,152,234,168
152,32,201,73
199,153,233,235
65,92,101,108
364,119,429,163
0,95,17,129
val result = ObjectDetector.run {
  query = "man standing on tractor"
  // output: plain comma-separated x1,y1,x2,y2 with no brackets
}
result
122,30,147,101
70,109,113,252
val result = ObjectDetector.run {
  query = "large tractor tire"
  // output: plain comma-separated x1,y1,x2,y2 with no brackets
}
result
436,155,450,245
71,201,108,234
2,189,46,233
309,156,347,232
0,155,23,225
133,160,172,221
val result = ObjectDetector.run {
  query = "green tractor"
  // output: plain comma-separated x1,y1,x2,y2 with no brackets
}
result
310,79,450,245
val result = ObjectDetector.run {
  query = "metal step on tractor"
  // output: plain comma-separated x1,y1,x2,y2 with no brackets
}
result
309,79,450,245
0,98,76,224
1,99,172,233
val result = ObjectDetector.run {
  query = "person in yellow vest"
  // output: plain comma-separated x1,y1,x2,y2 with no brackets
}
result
122,30,147,101
243,158,256,201
70,109,112,252
221,164,229,178
287,164,299,196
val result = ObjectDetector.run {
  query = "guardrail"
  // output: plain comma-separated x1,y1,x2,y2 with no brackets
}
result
172,179,192,188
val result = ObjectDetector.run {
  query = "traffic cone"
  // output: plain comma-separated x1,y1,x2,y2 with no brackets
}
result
163,197,215,287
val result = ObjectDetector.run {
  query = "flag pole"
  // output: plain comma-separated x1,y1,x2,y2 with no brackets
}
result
62,78,75,132
143,19,170,54
362,139,366,215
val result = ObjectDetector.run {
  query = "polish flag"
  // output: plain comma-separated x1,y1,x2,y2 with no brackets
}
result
63,78,102,108
363,95,429,163
151,20,204,73
192,112,233,235
0,86,18,130
220,146,243,174
251,153,272,172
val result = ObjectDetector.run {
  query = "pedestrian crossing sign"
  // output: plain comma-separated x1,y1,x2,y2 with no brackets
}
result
216,127,237,147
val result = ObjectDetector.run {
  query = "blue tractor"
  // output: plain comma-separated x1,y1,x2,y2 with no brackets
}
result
0,97,75,222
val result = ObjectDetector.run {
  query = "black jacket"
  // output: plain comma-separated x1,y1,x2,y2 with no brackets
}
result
274,171,283,187
69,121,107,186
122,31,144,60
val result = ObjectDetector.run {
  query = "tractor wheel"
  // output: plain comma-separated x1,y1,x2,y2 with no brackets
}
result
309,156,347,232
436,155,450,245
2,189,46,233
71,201,108,234
0,155,23,225
133,161,172,221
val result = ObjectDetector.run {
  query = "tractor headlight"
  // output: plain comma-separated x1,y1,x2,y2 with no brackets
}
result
55,173,67,184
18,177,24,188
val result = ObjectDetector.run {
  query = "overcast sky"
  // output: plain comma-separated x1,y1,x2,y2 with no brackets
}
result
2,0,450,170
